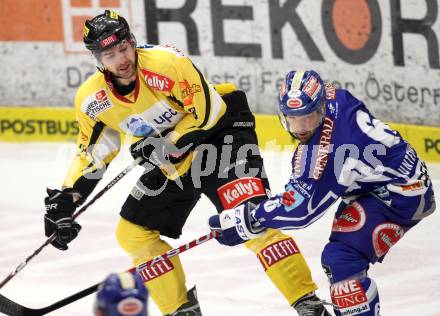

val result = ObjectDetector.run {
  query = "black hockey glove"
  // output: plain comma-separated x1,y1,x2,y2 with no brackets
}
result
130,136,191,166
44,188,82,251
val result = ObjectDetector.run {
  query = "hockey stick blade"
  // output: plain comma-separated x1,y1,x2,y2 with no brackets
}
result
0,231,219,316
0,283,98,316
0,157,142,290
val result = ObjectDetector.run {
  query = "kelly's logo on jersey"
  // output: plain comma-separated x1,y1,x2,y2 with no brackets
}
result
141,69,175,92
217,177,266,209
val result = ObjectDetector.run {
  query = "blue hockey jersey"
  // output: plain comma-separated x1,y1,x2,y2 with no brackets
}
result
254,85,436,229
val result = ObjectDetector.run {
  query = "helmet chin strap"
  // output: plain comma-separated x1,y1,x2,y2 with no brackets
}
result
281,104,326,143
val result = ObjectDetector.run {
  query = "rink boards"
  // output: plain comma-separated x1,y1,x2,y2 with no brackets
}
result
0,107,439,163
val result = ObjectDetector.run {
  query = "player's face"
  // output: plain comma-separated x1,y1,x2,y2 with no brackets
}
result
100,40,136,84
286,111,321,143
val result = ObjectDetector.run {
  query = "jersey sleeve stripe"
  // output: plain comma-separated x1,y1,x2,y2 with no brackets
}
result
205,85,224,129
192,64,211,129
88,121,106,148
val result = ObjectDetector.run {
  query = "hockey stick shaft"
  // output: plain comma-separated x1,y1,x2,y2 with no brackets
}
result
0,231,218,316
0,157,143,290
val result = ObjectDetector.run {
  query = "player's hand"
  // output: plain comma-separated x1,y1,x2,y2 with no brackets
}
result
130,136,190,166
208,203,266,246
44,189,82,251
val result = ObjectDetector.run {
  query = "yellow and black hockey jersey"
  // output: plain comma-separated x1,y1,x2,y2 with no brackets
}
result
63,45,228,198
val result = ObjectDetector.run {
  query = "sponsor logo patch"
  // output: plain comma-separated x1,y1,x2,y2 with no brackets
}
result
130,186,144,200
141,69,175,92
180,79,201,106
331,279,370,315
281,188,305,212
100,34,118,48
83,25,90,37
79,130,88,142
153,108,179,125
287,98,303,108
125,117,154,137
332,201,366,233
293,144,305,178
82,89,112,120
95,89,107,103
217,177,266,209
116,298,144,316
401,181,424,191
137,259,174,282
119,105,184,137
325,83,336,99
312,117,334,179
259,238,300,268
372,223,404,257
303,76,321,99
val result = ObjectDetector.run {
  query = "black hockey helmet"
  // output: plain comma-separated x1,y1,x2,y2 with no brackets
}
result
83,10,131,52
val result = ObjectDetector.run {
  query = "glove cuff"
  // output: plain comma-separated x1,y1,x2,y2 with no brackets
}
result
233,204,266,241
62,188,84,206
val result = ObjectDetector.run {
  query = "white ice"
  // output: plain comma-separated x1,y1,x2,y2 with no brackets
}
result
0,143,439,316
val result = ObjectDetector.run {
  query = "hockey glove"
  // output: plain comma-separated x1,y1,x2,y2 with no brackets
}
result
130,136,191,166
44,188,82,251
208,202,266,246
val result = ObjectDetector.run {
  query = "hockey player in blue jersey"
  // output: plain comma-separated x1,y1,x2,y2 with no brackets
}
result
209,70,436,316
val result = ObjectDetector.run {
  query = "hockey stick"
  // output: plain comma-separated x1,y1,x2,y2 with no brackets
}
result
0,157,143,290
0,231,218,316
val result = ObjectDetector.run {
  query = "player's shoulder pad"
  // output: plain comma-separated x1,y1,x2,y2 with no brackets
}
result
326,88,365,120
137,44,189,72
137,44,155,50
137,44,187,60
75,73,111,120
335,89,363,107
75,71,105,102
214,83,237,96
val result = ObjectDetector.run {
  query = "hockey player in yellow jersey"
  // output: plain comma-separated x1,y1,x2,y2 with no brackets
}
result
43,10,330,316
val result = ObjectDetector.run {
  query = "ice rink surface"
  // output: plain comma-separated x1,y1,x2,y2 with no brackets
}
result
0,143,439,316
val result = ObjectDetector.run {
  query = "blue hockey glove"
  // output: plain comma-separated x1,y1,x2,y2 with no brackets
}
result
208,202,266,246
44,188,82,251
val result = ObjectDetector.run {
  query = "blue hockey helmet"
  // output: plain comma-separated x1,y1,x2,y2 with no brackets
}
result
278,70,325,116
278,70,326,142
95,272,148,316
